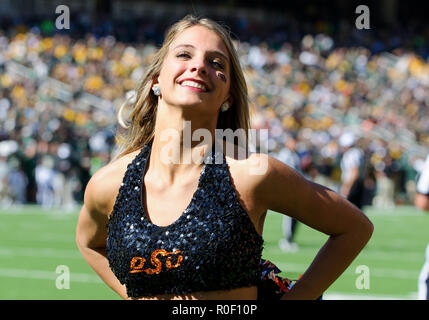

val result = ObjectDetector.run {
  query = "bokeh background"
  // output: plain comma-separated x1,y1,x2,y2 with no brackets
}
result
1,0,429,299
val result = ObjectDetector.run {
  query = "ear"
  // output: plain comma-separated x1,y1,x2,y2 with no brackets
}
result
152,77,159,85
226,94,233,106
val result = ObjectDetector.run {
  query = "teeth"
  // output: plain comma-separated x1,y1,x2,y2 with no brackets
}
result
181,80,207,91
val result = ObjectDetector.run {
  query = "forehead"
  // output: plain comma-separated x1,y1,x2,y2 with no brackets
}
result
170,25,229,57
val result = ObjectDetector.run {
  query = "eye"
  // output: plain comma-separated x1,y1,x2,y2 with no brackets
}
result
211,60,225,70
176,51,191,58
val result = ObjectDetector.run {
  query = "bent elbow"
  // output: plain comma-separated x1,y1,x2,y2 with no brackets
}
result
366,220,374,239
75,230,85,252
75,225,90,253
360,217,374,245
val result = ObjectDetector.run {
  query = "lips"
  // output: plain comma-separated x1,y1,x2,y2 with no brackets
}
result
178,78,209,92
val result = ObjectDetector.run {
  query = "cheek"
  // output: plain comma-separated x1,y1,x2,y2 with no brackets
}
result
215,71,231,98
216,71,227,83
159,60,186,86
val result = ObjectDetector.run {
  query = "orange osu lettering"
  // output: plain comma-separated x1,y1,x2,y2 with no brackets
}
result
129,249,183,274
144,249,168,274
129,257,146,273
166,250,183,269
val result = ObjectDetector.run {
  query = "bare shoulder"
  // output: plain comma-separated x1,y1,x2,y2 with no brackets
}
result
225,144,292,188
230,149,305,197
221,135,287,180
84,149,141,217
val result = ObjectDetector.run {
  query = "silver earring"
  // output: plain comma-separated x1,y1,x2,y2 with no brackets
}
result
152,84,161,96
221,102,230,112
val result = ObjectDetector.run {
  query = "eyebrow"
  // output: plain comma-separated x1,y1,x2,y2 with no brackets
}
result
173,44,229,63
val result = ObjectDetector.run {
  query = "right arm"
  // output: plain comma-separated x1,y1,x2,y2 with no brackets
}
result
75,168,129,299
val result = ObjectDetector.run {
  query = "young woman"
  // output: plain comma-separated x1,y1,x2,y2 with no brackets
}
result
76,15,373,300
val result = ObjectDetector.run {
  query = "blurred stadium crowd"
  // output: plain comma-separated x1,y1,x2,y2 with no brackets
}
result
1,12,429,210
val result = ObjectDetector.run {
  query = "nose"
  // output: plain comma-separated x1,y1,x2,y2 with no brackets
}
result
190,59,207,75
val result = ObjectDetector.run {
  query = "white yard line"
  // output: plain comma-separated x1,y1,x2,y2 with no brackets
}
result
264,245,425,261
0,267,102,283
0,247,81,259
10,235,76,244
275,262,421,280
323,292,418,300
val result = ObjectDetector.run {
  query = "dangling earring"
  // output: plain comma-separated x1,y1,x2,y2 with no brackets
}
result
221,101,230,112
152,84,161,96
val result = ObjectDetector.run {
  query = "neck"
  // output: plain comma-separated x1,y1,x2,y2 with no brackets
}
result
149,102,218,184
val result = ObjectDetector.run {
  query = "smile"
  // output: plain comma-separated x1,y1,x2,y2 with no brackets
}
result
179,80,208,92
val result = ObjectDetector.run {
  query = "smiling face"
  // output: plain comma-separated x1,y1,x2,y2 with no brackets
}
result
156,25,232,114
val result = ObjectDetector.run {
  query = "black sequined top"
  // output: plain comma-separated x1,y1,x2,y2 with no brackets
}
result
106,140,264,298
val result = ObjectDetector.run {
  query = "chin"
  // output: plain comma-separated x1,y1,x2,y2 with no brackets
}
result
177,99,205,108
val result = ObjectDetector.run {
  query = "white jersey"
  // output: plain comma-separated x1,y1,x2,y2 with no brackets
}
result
340,147,364,182
417,154,429,195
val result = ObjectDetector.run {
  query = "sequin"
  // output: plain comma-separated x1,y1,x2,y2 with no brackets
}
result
106,140,264,298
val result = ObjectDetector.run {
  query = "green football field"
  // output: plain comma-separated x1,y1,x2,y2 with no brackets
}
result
0,205,427,300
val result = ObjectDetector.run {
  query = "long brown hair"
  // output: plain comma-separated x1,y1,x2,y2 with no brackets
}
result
114,15,250,160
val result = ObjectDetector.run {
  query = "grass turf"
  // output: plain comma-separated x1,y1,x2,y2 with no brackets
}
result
0,205,427,299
